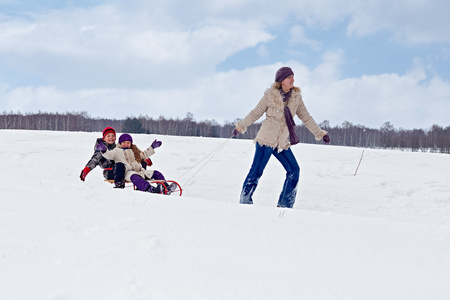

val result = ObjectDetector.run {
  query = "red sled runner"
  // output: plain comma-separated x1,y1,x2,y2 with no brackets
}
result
151,180,183,196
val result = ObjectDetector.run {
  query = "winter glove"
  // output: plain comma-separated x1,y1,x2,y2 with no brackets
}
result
145,158,153,167
232,128,240,137
151,139,162,149
322,134,331,144
95,142,107,152
80,167,90,181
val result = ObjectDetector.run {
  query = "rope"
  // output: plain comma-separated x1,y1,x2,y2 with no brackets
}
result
178,136,234,187
354,149,365,176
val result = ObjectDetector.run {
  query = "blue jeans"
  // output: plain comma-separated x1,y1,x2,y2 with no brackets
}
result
240,143,300,208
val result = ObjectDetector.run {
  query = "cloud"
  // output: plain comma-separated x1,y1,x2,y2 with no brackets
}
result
302,57,450,129
0,3,273,89
2,55,449,129
0,0,449,130
256,44,270,58
288,25,321,50
346,0,450,44
1,1,448,88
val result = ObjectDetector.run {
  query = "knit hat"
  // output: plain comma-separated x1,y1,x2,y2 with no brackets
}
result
119,133,133,144
275,67,294,83
102,126,116,139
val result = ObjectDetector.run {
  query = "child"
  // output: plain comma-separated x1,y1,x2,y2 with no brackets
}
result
99,133,176,194
80,126,126,188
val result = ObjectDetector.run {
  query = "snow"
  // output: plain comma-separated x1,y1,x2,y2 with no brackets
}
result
1,129,450,300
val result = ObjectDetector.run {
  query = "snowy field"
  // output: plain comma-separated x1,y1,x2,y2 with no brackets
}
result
1,129,450,300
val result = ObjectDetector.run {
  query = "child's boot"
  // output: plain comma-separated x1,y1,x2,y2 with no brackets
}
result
165,182,177,195
114,180,125,189
147,183,163,194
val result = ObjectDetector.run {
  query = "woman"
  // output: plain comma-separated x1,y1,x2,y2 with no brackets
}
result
233,66,330,208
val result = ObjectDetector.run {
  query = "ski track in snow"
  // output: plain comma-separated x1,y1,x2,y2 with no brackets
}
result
1,130,450,300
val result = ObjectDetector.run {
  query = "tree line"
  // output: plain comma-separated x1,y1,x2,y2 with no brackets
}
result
1,111,449,153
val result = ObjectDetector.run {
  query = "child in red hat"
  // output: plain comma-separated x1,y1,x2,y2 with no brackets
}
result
80,126,126,187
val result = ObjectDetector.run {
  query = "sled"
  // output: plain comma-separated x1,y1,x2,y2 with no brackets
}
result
104,179,182,196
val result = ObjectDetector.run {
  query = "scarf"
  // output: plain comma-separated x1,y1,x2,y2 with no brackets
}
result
281,89,299,145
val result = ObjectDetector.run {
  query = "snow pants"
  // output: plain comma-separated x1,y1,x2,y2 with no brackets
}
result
130,171,166,191
240,143,300,208
105,162,126,185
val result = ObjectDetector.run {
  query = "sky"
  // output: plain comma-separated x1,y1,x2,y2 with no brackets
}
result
0,0,449,130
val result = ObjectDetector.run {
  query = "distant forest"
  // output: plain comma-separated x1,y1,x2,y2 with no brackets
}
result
1,111,449,153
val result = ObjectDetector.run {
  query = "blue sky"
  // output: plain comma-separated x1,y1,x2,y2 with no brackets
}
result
0,0,449,129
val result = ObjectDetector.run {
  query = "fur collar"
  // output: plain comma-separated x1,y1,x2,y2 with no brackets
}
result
266,86,302,110
117,143,143,162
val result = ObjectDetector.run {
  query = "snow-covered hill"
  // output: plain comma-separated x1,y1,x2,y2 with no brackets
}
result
1,130,449,300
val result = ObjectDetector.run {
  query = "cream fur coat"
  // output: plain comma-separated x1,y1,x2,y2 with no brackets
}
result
101,144,156,181
236,86,327,150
